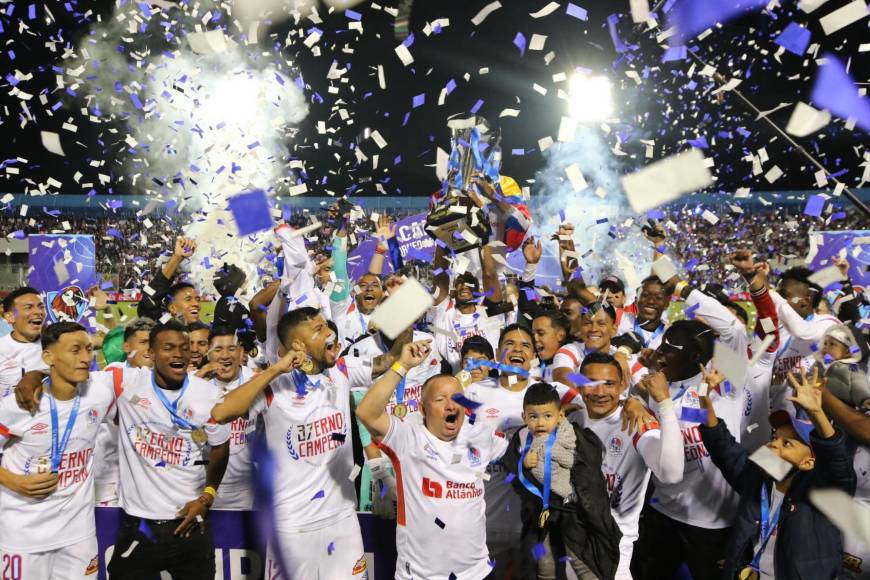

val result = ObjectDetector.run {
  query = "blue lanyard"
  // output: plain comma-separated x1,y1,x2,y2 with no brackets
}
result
290,369,320,396
465,358,530,377
671,381,692,402
46,381,80,473
358,312,368,336
517,429,558,516
395,376,407,405
750,483,783,571
150,373,196,430
634,319,665,348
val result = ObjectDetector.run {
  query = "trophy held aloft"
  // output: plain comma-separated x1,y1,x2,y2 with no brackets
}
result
425,116,500,254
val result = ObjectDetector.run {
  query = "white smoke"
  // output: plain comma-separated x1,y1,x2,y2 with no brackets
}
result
67,0,309,292
531,125,654,294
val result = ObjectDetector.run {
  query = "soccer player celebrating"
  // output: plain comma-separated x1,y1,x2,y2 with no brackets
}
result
211,307,369,579
137,237,199,322
0,287,47,398
356,341,508,580
0,322,116,579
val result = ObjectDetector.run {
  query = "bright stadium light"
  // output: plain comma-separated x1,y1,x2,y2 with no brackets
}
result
568,74,614,122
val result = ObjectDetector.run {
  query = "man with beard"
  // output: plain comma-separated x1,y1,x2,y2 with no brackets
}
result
211,307,372,579
14,319,231,579
0,322,117,579
0,287,48,398
630,320,745,580
187,321,210,371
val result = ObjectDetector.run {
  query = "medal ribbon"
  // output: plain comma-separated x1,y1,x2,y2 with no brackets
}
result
46,380,81,473
749,483,784,572
464,358,530,378
151,372,196,430
517,429,558,527
634,319,665,348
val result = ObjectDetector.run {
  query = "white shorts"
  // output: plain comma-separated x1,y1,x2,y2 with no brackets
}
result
212,484,254,510
0,536,98,580
266,512,368,580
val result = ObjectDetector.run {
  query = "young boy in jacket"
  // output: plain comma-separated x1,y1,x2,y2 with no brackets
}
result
503,382,622,580
698,366,856,579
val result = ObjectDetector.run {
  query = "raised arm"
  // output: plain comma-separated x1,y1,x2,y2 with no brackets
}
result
137,237,196,319
637,372,685,485
432,244,451,306
210,349,304,423
248,280,280,344
481,244,503,304
356,340,432,440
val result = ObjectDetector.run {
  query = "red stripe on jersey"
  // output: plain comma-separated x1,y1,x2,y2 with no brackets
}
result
264,386,274,408
632,420,661,448
111,367,124,397
0,423,11,439
560,388,579,405
630,361,643,375
336,357,349,378
375,442,406,527
556,347,579,368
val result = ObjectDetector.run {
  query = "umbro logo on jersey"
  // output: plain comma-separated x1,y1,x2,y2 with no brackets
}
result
136,397,151,409
30,422,49,434
485,407,499,417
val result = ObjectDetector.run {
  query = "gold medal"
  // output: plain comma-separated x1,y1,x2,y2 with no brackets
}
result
393,403,408,418
300,357,315,373
455,370,472,389
738,566,759,580
192,428,208,445
538,508,550,529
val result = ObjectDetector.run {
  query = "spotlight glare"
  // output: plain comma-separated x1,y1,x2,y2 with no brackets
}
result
568,75,614,122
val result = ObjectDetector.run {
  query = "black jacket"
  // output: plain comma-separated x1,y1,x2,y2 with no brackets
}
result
137,269,173,321
503,422,622,580
700,420,856,580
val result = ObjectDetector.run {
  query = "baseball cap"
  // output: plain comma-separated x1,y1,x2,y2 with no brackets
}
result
769,409,813,446
599,276,625,294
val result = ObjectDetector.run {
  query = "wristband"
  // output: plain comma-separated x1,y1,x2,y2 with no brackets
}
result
375,245,387,255
617,345,633,358
202,486,217,499
390,362,408,378
672,281,689,301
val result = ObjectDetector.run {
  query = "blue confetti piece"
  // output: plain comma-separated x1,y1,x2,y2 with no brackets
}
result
567,372,593,386
532,542,546,561
662,45,687,62
227,190,274,235
505,472,516,484
679,406,708,423
412,93,425,108
345,9,362,20
328,541,336,555
513,32,526,56
28,4,36,19
470,99,484,114
451,393,482,410
685,303,700,319
311,489,325,500
669,0,768,43
811,53,870,133
445,79,457,95
774,22,810,57
803,195,825,217
566,3,588,20
138,518,156,542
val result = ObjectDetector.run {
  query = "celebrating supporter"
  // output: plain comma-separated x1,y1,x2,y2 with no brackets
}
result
137,237,199,322
0,287,48,398
531,310,571,382
0,323,115,579
187,321,211,371
211,307,369,578
502,382,622,579
356,340,507,580
698,367,856,579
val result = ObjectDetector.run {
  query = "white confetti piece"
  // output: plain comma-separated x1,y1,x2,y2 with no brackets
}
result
785,102,832,137
701,209,719,225
471,1,502,25
808,265,846,288
499,108,520,118
529,34,547,51
630,0,650,22
565,164,588,192
620,149,713,213
557,116,576,142
819,0,868,34
764,165,783,183
369,278,434,339
187,30,233,54
371,130,387,149
651,255,678,284
798,0,831,12
748,446,794,481
288,183,308,196
530,1,560,17
809,489,870,546
713,342,747,387
395,43,414,66
40,131,65,156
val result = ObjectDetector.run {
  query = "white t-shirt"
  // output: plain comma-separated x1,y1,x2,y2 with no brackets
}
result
93,363,127,494
214,368,258,489
0,373,116,552
647,372,744,529
249,366,357,530
754,486,785,578
464,378,527,534
344,331,442,417
380,415,508,580
616,312,667,350
114,368,230,520
0,334,48,399
430,299,506,371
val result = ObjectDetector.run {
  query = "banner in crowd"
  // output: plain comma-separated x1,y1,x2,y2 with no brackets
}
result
26,234,97,328
808,230,870,290
95,508,397,579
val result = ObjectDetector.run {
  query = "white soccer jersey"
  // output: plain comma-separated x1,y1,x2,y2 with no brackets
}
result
616,312,667,351
114,368,230,520
464,378,527,534
93,363,127,503
647,372,744,529
0,335,47,399
213,368,258,491
379,415,507,580
430,299,506,371
249,365,357,530
343,331,442,417
0,373,116,552
335,300,373,352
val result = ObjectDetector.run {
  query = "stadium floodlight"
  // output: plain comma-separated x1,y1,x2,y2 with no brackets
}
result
568,74,614,122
